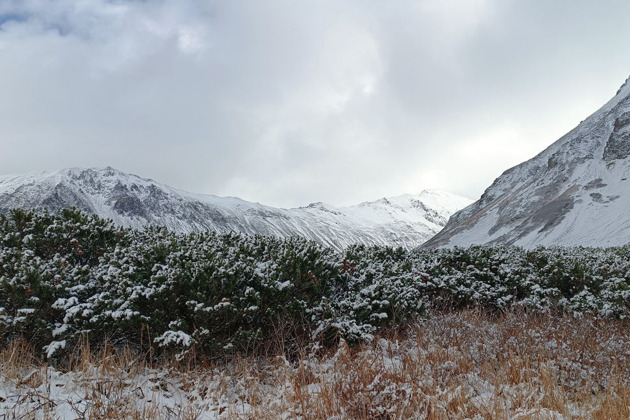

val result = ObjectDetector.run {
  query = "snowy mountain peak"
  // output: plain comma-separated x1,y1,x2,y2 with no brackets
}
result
425,75,630,248
0,167,472,250
615,75,630,97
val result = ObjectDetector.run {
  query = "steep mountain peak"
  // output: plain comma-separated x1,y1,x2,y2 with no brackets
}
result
425,75,630,248
615,75,630,97
62,167,156,189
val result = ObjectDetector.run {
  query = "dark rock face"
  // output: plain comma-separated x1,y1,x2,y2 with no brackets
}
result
583,179,607,190
529,186,577,234
113,195,146,218
41,184,92,213
603,111,630,161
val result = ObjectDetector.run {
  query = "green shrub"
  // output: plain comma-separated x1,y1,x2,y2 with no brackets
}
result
1,209,629,362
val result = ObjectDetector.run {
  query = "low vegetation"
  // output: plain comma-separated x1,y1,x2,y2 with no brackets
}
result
1,208,629,361
0,209,629,418
1,310,629,419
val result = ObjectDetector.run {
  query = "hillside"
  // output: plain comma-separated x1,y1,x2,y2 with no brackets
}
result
426,76,630,248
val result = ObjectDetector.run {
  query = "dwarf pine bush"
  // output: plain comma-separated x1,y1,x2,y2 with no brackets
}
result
0,209,629,361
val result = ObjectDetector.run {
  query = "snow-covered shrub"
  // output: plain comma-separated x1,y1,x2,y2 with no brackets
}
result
43,226,342,357
314,245,426,345
0,209,123,354
1,209,630,361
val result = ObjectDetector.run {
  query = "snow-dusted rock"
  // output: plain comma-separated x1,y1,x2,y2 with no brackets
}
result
0,167,471,250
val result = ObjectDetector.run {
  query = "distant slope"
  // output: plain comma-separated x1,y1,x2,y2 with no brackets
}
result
0,167,471,250
425,75,630,248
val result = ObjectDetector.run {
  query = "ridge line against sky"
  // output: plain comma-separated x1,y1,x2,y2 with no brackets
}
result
1,0,630,208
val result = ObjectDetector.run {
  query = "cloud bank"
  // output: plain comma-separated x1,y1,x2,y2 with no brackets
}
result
2,0,630,207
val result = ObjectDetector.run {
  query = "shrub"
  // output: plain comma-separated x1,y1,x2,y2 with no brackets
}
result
1,209,629,362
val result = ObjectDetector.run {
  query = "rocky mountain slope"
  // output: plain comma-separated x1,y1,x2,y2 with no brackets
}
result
0,167,471,250
425,75,630,248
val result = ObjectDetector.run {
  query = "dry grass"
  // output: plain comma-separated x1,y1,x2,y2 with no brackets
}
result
277,310,630,419
1,310,629,419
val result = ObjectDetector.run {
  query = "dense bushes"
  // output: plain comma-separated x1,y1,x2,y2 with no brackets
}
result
0,209,629,360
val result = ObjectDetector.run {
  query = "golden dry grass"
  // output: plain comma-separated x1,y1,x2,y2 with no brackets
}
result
1,309,629,419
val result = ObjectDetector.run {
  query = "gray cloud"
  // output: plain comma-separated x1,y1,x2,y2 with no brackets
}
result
1,0,630,207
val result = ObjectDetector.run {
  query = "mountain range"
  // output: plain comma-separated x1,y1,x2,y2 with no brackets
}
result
0,167,472,251
425,75,630,248
6,74,630,250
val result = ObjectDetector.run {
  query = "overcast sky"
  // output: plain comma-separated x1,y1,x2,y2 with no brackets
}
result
2,0,630,208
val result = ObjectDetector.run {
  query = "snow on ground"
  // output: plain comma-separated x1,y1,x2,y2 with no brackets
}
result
1,310,628,419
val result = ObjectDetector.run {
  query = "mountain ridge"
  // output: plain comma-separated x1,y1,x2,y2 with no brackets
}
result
0,166,472,250
425,75,630,248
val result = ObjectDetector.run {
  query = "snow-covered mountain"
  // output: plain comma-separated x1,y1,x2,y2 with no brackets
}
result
425,75,630,248
0,167,471,250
